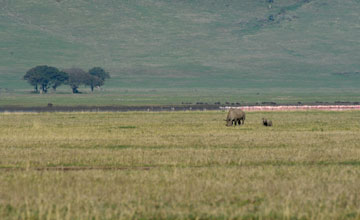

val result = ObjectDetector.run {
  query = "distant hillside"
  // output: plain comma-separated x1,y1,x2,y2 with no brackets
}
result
0,0,359,90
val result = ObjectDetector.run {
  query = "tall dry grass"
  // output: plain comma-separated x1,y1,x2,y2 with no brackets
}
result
0,111,359,219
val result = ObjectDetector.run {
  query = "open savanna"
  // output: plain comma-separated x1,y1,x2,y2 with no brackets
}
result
0,110,360,219
1,87,360,107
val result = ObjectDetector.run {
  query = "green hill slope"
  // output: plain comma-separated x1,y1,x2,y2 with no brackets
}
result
0,0,360,90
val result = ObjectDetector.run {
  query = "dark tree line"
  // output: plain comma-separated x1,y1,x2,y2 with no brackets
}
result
24,65,110,93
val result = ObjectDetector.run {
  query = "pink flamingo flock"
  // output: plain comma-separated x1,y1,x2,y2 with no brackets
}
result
221,105,360,111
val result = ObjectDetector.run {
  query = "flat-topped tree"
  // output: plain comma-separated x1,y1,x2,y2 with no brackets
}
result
88,67,110,92
85,75,104,92
63,68,89,94
51,71,69,91
24,65,65,93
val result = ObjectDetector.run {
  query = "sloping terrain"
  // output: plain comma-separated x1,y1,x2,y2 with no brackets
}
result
0,0,359,90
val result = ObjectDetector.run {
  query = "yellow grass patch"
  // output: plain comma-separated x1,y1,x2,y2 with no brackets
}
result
0,111,359,219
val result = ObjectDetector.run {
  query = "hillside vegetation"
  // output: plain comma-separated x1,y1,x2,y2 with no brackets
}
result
1,0,360,91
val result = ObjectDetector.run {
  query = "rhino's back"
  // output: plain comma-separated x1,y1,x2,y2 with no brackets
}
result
227,109,245,119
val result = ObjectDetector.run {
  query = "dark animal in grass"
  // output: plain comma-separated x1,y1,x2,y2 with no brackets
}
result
225,108,246,126
262,118,273,127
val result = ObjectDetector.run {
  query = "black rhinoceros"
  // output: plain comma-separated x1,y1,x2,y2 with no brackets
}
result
225,108,246,126
262,118,273,127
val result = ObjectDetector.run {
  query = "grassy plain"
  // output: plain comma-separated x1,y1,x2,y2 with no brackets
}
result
0,110,360,219
1,87,360,107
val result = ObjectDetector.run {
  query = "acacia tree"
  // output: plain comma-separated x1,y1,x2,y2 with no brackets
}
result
85,75,104,92
24,66,110,94
24,69,42,93
63,68,90,93
24,65,65,93
51,71,69,91
88,67,110,92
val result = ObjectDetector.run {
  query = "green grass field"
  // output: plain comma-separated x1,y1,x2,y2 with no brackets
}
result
1,110,360,219
1,87,360,107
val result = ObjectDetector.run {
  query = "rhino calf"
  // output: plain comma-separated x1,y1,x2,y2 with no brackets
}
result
262,118,273,127
225,108,246,126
